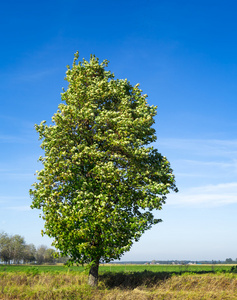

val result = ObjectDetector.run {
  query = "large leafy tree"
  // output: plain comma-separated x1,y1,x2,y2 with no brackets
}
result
30,52,177,286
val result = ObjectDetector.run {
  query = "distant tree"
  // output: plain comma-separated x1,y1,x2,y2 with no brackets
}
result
11,234,26,264
225,258,233,264
30,52,177,286
55,255,69,264
44,248,56,264
23,243,36,264
35,245,48,264
0,233,26,264
0,232,12,264
35,245,57,264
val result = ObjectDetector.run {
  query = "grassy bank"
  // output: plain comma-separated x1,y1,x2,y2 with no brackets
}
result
1,265,237,299
1,272,237,299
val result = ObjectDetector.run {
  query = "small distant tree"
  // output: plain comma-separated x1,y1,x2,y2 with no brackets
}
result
44,248,56,264
30,52,177,286
0,232,12,264
35,245,48,264
0,233,26,264
23,243,36,264
11,234,26,264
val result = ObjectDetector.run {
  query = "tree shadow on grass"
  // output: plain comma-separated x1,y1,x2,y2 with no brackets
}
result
99,271,173,289
99,270,225,289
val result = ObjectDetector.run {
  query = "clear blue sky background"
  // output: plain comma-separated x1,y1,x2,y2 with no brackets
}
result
1,0,237,261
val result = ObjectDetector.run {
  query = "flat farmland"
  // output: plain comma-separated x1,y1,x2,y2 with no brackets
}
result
0,264,233,274
100,263,233,273
0,263,234,274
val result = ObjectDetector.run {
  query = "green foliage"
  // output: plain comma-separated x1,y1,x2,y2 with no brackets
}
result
0,232,27,264
0,232,65,265
230,266,237,273
30,52,177,267
225,258,233,263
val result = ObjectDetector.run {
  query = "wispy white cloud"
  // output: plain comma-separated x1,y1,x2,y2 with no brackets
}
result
0,114,37,145
5,206,31,212
15,68,59,83
167,182,237,207
177,159,235,168
157,138,237,158
0,114,34,127
156,138,237,207
0,196,28,203
174,158,237,179
156,137,237,185
0,172,34,180
0,134,30,143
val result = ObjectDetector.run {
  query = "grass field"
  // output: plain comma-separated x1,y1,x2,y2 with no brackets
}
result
1,264,237,299
0,263,234,274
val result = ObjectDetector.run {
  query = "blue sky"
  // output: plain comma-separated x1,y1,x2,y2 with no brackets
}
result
1,0,237,261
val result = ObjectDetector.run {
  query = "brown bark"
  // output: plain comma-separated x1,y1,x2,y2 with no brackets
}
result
88,260,99,287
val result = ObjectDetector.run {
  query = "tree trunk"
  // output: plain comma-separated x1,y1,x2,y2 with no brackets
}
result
88,260,99,287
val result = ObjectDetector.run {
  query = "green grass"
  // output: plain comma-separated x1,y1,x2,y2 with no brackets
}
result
99,263,232,274
0,263,233,275
0,264,85,274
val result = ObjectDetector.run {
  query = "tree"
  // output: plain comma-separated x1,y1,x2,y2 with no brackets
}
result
11,234,26,264
0,232,26,264
30,52,177,286
23,243,36,264
225,258,233,264
44,248,56,264
0,232,12,264
35,245,48,264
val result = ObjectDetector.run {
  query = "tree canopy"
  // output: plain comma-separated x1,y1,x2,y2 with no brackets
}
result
30,52,177,285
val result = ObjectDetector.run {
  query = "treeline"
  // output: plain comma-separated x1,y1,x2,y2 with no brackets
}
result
0,232,67,265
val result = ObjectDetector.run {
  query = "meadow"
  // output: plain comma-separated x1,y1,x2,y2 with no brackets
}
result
1,264,237,299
